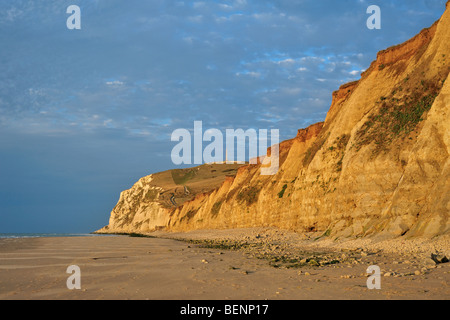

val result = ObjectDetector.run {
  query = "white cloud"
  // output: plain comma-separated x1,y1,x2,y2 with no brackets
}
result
275,58,295,65
218,4,233,10
188,15,203,23
236,71,261,78
282,88,302,95
106,81,124,86
234,0,247,8
5,7,23,22
193,2,206,9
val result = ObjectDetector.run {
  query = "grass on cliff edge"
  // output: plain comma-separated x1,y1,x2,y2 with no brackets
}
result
150,163,245,208
355,76,444,155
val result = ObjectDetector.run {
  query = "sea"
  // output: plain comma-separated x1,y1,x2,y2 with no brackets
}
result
0,233,113,239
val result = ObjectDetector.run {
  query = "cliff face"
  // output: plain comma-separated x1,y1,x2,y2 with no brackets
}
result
98,5,450,239
97,164,245,233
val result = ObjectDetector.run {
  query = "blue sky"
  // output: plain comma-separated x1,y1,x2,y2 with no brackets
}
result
0,0,447,233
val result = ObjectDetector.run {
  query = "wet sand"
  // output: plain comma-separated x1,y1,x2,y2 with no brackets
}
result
0,232,448,300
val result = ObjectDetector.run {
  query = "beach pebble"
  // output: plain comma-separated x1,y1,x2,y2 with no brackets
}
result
431,254,449,264
309,259,319,266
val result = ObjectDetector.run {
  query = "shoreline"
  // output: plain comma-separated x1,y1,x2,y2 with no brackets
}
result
0,229,448,300
102,227,450,261
149,227,450,273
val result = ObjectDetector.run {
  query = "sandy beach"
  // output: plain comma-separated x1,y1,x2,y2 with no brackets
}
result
0,229,449,300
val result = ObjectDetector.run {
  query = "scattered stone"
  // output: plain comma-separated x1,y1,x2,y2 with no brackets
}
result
309,259,319,266
431,254,449,264
304,272,311,276
201,259,208,264
384,272,392,277
414,270,421,276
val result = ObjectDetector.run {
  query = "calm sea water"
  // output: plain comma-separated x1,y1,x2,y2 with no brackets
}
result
0,233,111,239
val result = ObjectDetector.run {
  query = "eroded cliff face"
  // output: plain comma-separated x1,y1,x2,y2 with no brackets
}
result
101,175,169,233
98,5,450,239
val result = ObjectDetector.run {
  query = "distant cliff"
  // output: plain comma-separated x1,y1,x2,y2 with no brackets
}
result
97,4,450,239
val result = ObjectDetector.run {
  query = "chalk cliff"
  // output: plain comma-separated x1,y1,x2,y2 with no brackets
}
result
97,4,450,239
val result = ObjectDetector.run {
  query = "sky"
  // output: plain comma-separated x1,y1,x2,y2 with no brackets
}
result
0,0,447,233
